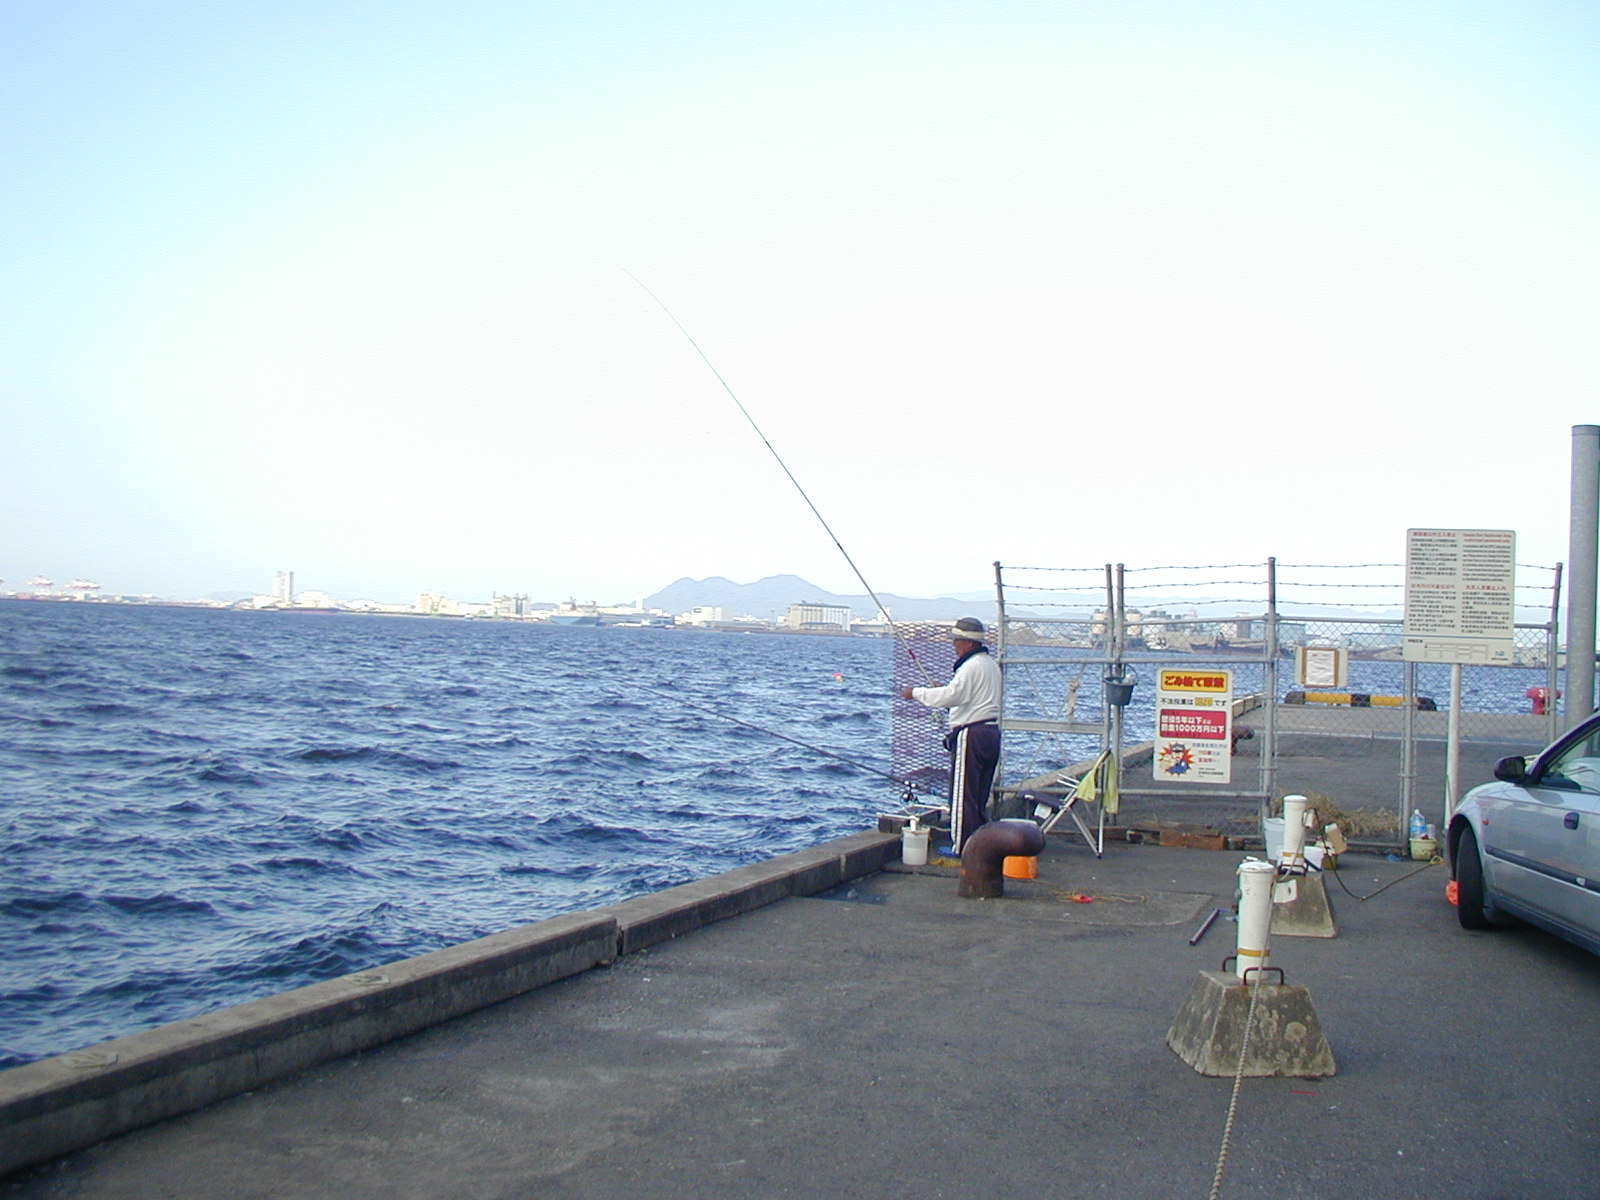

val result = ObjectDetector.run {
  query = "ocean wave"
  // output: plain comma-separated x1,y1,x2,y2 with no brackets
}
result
0,891,98,918
546,748,655,769
311,826,370,851
74,701,139,717
292,746,463,772
526,814,633,847
1,664,54,682
101,893,218,917
261,856,356,873
0,605,892,1066
198,768,261,789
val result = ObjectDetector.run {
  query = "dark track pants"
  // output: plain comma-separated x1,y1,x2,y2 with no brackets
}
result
949,720,1000,852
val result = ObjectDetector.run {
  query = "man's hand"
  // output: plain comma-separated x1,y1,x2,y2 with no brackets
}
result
900,687,916,701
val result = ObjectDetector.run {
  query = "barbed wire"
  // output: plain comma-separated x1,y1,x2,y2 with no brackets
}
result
1123,579,1266,590
1010,559,1558,573
1124,563,1266,572
1000,583,1105,593
1000,564,1111,575
1004,602,1106,612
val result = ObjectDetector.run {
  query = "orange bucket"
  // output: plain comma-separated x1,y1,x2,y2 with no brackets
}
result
1002,855,1038,880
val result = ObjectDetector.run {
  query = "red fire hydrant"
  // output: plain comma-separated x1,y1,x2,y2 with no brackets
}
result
1527,686,1560,715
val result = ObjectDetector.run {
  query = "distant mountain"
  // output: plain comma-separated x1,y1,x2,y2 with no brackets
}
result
642,575,1000,623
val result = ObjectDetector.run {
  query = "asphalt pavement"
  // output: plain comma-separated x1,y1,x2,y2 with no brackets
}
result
6,833,1599,1200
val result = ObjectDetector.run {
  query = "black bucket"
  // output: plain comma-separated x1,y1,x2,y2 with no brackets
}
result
1105,680,1135,708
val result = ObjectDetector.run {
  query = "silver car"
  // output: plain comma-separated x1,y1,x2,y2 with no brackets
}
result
1450,714,1600,955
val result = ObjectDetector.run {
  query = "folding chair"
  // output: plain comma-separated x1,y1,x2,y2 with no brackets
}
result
1014,750,1117,858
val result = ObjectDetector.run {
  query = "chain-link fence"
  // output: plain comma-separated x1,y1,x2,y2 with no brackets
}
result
985,559,1564,847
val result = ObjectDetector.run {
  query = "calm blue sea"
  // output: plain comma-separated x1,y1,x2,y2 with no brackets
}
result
0,602,895,1067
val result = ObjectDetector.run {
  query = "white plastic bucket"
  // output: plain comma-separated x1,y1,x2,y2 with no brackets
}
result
902,824,930,866
1263,818,1284,864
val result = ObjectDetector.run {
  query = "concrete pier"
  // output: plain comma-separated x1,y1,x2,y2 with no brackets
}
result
0,832,899,1178
5,836,1600,1200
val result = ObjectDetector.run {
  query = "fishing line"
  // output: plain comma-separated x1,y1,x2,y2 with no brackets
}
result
625,269,935,688
633,683,903,786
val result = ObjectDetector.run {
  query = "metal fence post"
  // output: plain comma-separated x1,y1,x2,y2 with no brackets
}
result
1567,424,1599,726
1262,557,1278,824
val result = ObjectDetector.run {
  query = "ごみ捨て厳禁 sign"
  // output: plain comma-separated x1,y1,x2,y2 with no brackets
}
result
1154,668,1233,784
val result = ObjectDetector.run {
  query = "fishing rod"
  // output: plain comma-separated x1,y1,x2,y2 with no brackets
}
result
625,270,937,688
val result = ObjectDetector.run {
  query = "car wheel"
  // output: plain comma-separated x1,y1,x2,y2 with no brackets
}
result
1455,826,1495,931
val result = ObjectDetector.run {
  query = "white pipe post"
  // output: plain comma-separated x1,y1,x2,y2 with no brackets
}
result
1446,664,1463,819
1279,793,1309,874
1236,860,1276,980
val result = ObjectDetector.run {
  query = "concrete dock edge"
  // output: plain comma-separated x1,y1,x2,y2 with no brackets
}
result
0,910,617,1175
605,831,899,955
0,829,900,1176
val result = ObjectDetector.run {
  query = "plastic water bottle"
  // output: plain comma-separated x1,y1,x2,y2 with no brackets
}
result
1409,809,1428,840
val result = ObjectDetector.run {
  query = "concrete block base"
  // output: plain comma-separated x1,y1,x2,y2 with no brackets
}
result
1167,970,1337,1078
1270,872,1338,938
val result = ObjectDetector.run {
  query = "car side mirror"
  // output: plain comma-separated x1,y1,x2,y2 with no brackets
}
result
1493,755,1528,783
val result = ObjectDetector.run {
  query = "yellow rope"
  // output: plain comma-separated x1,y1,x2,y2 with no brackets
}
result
1208,972,1267,1200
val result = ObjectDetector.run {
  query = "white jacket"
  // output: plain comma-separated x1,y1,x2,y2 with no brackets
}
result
911,648,1002,729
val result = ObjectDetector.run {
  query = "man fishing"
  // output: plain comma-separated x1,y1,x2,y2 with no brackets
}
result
900,617,1001,853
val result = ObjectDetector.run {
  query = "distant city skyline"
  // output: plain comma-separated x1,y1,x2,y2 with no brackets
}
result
0,546,1567,618
0,566,985,610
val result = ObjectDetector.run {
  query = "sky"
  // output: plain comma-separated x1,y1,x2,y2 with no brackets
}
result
3,1,1598,607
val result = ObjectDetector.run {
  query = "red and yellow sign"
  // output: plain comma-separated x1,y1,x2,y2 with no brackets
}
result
1158,671,1230,693
1154,668,1233,784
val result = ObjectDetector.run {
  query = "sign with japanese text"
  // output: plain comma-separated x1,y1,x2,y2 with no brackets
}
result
1403,528,1516,665
1296,646,1348,689
1154,668,1233,784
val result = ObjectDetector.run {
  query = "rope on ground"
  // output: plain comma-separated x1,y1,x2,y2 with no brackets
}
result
1203,853,1441,1196
1206,972,1266,1200
1327,854,1442,901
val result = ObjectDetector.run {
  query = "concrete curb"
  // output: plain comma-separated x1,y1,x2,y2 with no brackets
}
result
605,831,899,955
0,829,901,1177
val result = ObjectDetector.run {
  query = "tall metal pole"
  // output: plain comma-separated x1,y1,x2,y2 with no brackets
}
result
1568,425,1600,727
1261,557,1278,823
1113,563,1126,773
1446,663,1463,819
1548,562,1564,741
1401,660,1415,840
993,560,1007,788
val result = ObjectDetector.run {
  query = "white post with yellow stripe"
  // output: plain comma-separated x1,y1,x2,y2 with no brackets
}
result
1235,859,1276,979
1277,793,1309,875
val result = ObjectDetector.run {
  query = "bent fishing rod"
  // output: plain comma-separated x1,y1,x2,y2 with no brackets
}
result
625,270,937,688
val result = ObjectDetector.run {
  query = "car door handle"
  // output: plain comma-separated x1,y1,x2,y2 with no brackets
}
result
1565,812,1581,830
